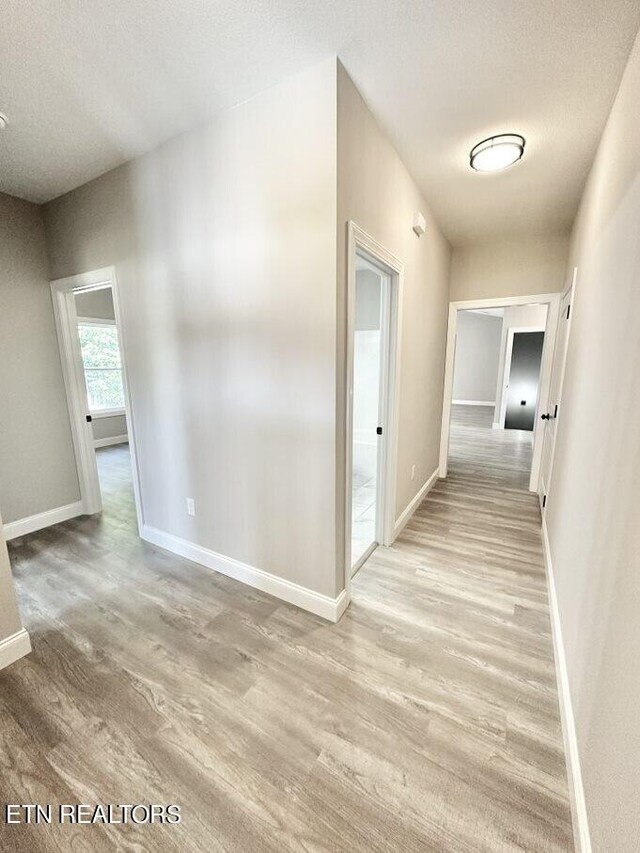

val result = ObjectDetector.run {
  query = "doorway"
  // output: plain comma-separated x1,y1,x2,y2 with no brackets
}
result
538,272,576,512
503,330,546,430
345,223,402,585
350,254,391,572
50,267,143,531
440,293,561,492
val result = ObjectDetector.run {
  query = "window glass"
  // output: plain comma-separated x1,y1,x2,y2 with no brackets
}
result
78,323,125,412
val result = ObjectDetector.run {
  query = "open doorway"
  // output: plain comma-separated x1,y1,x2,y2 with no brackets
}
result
345,223,402,586
440,294,561,493
51,267,142,531
350,254,391,572
75,286,133,522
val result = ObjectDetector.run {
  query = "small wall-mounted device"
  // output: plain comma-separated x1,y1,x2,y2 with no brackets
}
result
412,211,426,237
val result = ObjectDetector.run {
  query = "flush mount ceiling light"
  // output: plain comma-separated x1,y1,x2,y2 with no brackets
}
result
469,133,525,172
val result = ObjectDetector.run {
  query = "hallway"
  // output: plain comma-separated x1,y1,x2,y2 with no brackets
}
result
0,416,572,850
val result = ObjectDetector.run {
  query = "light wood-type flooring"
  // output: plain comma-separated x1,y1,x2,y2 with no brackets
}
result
1,411,572,851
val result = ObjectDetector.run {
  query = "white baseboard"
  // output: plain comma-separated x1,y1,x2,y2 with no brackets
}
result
3,500,84,541
452,399,496,406
141,525,349,623
542,519,591,853
0,628,31,671
391,467,439,542
94,434,128,448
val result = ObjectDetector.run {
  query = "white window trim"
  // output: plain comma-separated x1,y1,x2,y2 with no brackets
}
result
77,316,126,417
91,408,126,419
77,316,117,326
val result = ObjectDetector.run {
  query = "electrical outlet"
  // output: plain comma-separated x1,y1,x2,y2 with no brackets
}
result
411,465,416,481
186,498,196,517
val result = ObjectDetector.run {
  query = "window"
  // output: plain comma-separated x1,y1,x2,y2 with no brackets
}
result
77,322,125,414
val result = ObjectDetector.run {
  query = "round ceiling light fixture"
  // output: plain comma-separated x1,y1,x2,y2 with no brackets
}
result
469,133,525,172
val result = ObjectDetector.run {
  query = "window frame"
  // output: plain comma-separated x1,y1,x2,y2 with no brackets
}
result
77,316,126,417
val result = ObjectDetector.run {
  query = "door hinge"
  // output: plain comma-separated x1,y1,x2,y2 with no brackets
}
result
542,495,547,508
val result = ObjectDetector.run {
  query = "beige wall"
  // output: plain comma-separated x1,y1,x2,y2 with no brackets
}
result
75,287,115,320
0,192,80,525
450,233,569,302
92,415,128,443
44,59,339,598
545,30,640,853
452,311,503,403
337,62,452,584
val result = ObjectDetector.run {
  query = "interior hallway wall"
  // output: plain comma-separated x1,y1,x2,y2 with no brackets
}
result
452,311,503,404
43,59,339,598
545,28,640,852
337,62,452,589
0,191,80,526
450,233,569,302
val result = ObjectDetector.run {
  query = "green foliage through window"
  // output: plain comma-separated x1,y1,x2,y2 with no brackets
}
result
78,323,125,412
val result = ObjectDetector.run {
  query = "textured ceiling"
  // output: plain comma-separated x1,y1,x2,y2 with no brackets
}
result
2,0,639,243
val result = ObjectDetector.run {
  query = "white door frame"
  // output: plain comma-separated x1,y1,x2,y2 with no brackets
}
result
50,266,144,533
344,222,403,597
497,324,547,429
439,291,561,492
539,268,578,513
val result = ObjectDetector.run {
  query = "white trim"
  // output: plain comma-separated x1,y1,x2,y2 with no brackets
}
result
452,399,495,407
392,467,439,541
50,268,144,534
0,629,31,671
76,316,117,326
3,501,84,541
344,222,404,605
449,293,560,311
94,434,129,449
91,408,126,419
539,269,578,513
51,280,103,515
542,518,591,853
439,292,561,492
439,302,458,477
142,525,348,623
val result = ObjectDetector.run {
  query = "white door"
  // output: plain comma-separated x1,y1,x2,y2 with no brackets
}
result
538,283,574,511
350,254,391,574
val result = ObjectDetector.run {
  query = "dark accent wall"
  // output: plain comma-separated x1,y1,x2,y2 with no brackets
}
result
504,331,544,431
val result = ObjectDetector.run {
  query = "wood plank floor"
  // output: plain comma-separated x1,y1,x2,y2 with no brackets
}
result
1,414,572,851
